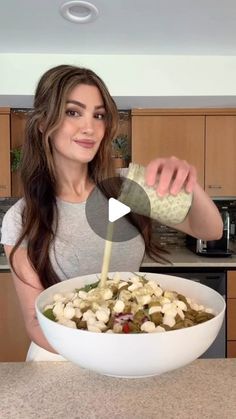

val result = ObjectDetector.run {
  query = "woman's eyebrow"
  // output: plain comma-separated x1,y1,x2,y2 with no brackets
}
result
66,100,105,110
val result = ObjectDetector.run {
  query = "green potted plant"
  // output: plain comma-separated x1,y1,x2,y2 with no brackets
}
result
111,135,130,168
11,147,23,172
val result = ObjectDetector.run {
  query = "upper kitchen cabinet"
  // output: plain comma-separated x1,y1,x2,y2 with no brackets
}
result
205,116,236,197
0,108,11,197
131,110,205,188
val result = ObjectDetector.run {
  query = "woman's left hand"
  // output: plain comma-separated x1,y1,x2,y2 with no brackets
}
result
145,156,197,196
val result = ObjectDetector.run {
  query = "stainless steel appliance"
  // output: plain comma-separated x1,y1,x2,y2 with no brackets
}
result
139,267,226,358
186,236,233,257
186,206,232,257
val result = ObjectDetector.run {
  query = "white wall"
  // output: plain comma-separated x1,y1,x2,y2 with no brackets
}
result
1,54,236,97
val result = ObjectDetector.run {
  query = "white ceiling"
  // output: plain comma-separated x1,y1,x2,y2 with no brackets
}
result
1,0,236,55
2,0,236,108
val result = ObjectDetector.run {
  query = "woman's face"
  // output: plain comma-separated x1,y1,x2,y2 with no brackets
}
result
50,83,106,167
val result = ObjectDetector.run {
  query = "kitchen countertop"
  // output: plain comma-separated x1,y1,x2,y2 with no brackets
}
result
1,246,236,271
142,246,236,268
1,359,236,419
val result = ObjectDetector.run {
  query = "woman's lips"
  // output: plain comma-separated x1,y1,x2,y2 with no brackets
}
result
73,140,95,149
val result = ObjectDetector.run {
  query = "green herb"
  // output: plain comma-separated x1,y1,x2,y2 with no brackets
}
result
43,308,56,321
131,272,147,281
76,280,100,293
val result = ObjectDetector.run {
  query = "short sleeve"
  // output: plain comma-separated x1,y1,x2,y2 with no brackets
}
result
0,199,27,247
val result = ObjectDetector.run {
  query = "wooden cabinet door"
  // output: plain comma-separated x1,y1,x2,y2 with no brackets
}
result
132,115,205,188
205,116,236,196
227,341,236,358
0,109,11,197
227,299,236,341
227,271,236,298
0,272,30,361
227,271,236,357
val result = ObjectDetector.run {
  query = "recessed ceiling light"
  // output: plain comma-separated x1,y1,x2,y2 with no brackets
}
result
60,1,99,24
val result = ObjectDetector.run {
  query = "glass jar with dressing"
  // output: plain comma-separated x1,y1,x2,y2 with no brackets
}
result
118,163,193,225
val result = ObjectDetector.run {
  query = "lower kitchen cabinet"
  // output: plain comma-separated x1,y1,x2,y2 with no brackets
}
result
227,270,236,358
227,341,236,358
0,272,30,361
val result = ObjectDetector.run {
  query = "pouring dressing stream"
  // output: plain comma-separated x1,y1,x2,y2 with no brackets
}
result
99,221,114,288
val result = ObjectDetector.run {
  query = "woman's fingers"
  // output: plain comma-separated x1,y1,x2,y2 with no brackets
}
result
145,158,165,186
145,157,197,196
184,164,197,193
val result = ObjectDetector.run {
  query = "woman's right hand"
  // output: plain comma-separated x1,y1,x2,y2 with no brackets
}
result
145,156,197,196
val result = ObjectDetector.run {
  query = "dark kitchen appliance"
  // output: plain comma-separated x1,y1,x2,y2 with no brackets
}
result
139,267,226,358
186,206,233,257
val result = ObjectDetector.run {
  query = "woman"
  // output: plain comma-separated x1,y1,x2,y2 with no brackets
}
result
1,64,223,360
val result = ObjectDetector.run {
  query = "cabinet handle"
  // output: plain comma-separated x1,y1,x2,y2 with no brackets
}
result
11,108,32,114
208,185,222,189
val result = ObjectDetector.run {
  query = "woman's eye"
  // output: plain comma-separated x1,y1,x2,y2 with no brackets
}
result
95,113,105,120
66,109,80,117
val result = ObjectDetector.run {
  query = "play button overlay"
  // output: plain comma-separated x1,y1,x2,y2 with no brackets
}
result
108,198,130,222
85,176,151,242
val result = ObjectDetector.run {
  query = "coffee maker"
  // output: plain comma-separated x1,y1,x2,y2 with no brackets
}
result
186,206,232,256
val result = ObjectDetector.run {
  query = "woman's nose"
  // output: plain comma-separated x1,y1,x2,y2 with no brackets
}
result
80,116,94,135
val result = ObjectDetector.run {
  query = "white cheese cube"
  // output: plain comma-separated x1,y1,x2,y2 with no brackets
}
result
87,325,102,333
205,308,214,314
103,288,113,300
73,297,82,308
128,282,143,292
149,305,162,315
140,321,156,333
177,307,185,320
175,300,187,311
155,325,166,333
95,307,110,323
82,309,96,321
163,314,176,328
113,300,125,313
136,294,152,306
74,308,83,318
63,305,75,320
52,302,65,318
78,290,88,300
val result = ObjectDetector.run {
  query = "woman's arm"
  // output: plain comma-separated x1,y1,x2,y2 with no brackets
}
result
145,156,223,240
4,245,57,353
171,182,223,240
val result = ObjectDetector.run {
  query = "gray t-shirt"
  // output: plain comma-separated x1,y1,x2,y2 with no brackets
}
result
1,188,145,280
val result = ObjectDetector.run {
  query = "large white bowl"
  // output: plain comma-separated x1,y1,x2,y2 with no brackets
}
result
35,272,225,378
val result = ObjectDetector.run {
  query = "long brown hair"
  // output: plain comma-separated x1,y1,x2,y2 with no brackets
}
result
10,64,167,288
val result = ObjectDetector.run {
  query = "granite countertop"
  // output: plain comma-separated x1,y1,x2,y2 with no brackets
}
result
1,240,236,270
1,246,236,271
1,359,236,419
142,246,236,268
